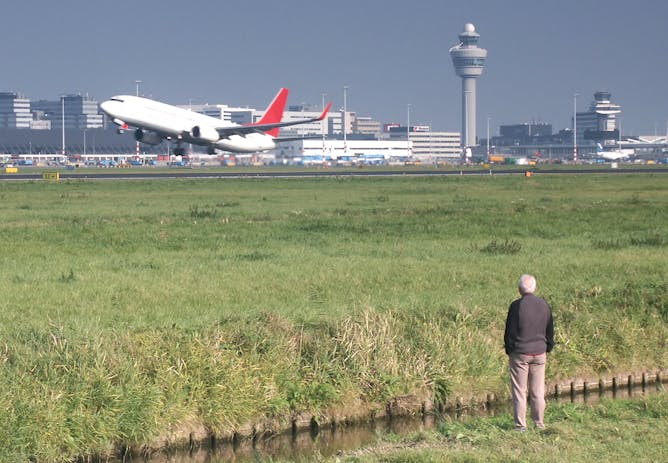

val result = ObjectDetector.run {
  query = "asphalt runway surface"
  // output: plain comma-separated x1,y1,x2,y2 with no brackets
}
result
0,167,666,181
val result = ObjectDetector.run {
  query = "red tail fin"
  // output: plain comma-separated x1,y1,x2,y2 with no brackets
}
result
257,88,289,137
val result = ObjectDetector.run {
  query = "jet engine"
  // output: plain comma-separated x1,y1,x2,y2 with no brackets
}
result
190,125,220,143
134,129,163,145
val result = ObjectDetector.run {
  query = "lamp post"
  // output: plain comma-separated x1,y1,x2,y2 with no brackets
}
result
573,93,578,162
60,94,66,157
486,116,491,162
343,86,348,155
135,80,142,158
407,104,411,159
321,92,327,157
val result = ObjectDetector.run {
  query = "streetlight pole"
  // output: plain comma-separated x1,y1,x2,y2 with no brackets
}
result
407,103,411,159
486,116,491,162
321,93,327,157
188,98,193,157
61,95,66,157
135,80,142,159
343,86,348,155
573,93,578,162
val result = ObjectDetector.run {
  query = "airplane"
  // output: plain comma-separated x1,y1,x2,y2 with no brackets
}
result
595,143,631,161
99,88,332,156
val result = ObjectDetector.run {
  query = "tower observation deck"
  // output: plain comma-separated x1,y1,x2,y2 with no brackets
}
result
450,23,487,152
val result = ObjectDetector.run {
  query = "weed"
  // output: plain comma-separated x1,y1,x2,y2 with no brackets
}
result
236,251,272,261
479,239,522,255
59,269,76,283
630,232,665,247
591,238,626,250
216,201,240,208
513,203,527,213
189,204,217,219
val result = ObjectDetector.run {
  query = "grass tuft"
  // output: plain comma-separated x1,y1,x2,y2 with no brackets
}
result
630,232,665,247
189,204,217,219
591,238,626,250
478,239,522,255
59,269,76,283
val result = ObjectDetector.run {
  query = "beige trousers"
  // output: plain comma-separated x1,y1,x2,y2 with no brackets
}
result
509,352,546,429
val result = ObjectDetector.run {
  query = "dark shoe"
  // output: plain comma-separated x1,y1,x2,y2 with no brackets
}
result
515,426,527,432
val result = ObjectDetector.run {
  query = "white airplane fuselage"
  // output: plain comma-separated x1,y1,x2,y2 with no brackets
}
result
598,150,630,161
100,95,276,153
595,144,631,161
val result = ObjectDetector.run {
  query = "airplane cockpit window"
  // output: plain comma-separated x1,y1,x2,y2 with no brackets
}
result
110,98,125,103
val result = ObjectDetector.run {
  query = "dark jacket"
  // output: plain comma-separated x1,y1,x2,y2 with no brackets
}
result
504,293,554,355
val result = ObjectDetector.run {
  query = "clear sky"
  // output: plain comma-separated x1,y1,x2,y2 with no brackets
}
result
2,0,667,135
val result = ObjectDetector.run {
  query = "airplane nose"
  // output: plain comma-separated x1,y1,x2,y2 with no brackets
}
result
99,100,112,115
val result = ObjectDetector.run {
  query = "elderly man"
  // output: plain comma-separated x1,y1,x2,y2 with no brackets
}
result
504,274,554,431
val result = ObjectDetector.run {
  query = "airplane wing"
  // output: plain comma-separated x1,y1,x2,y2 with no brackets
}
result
273,134,324,143
215,102,332,138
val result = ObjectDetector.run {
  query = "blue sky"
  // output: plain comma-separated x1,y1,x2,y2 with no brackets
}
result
2,0,667,135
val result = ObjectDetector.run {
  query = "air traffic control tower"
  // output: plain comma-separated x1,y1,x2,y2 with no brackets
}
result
450,23,487,153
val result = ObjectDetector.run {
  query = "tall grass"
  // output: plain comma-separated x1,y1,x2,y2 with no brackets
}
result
0,174,665,460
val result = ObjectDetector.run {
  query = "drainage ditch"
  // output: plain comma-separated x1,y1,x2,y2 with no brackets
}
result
113,369,666,463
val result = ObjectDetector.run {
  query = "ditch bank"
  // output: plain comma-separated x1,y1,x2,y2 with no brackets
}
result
114,368,667,462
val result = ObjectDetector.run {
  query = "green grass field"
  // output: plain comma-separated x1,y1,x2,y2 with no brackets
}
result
327,393,667,463
0,173,665,461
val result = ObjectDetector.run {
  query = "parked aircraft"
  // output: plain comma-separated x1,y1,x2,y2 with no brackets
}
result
100,88,331,155
596,143,632,161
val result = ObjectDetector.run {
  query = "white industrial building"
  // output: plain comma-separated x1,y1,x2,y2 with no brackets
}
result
388,126,461,161
278,138,412,165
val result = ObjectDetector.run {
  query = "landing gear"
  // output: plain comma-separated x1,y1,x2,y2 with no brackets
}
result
173,145,186,156
207,146,217,155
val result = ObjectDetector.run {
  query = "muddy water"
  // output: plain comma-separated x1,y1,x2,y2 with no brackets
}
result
118,382,665,463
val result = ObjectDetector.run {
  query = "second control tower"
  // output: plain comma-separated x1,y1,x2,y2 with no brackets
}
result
450,23,487,152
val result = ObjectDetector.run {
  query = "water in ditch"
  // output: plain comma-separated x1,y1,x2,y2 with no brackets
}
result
116,381,665,463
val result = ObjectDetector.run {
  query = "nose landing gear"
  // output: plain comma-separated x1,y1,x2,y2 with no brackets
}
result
173,145,186,156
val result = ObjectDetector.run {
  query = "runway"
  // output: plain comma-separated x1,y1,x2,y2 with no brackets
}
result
0,166,666,181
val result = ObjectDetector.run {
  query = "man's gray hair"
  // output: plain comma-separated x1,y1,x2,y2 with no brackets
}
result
518,274,537,294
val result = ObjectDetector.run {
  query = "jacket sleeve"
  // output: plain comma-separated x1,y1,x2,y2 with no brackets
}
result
546,309,555,353
504,304,517,355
